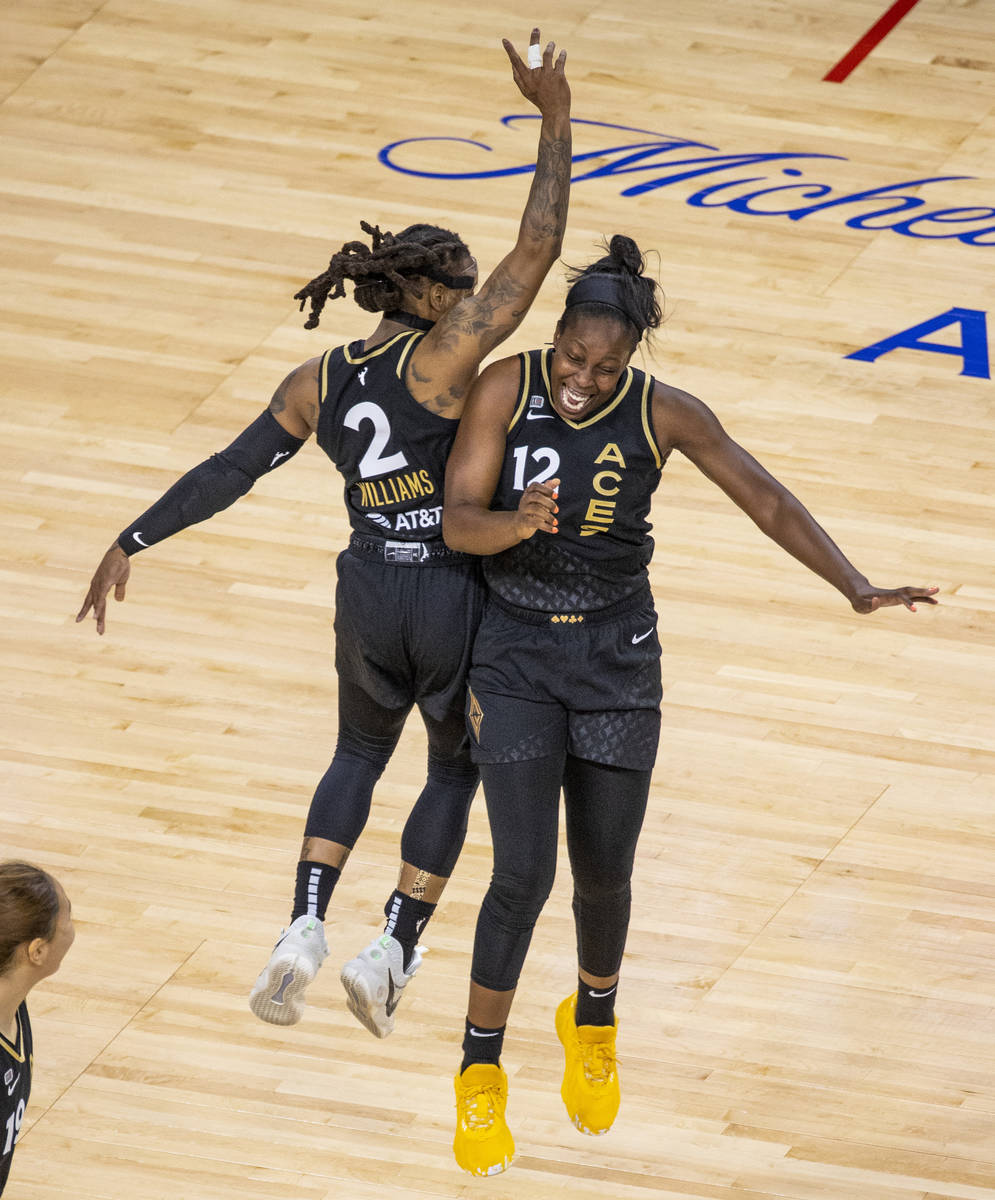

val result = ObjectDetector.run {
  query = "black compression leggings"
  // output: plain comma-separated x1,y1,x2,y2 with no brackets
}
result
470,753,651,992
303,679,479,877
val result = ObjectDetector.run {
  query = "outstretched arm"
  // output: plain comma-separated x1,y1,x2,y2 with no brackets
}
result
443,357,560,554
76,358,320,634
411,30,572,412
655,383,939,614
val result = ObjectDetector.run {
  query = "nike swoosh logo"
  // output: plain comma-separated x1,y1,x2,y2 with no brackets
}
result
468,1027,501,1037
384,972,400,1017
588,987,617,998
6,1073,20,1096
631,630,653,644
526,412,554,420
132,531,149,547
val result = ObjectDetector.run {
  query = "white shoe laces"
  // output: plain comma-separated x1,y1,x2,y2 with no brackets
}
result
581,1041,616,1085
459,1082,502,1131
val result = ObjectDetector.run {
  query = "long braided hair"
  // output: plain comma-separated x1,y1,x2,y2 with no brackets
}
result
294,221,471,329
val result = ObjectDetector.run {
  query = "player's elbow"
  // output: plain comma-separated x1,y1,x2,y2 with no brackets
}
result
442,504,469,552
442,500,479,553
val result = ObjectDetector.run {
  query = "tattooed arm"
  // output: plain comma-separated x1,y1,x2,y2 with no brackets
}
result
268,356,322,437
408,29,572,417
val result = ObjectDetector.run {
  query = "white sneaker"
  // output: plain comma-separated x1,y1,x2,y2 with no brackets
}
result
339,933,422,1039
249,915,329,1026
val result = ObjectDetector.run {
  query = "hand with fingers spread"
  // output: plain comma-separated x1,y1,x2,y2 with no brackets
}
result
503,28,570,114
849,583,940,615
75,542,130,636
514,478,560,540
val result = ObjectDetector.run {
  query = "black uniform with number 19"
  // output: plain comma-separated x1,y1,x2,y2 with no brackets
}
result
0,1005,32,1197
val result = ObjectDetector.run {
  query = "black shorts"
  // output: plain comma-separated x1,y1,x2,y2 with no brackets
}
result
466,592,662,771
334,547,485,722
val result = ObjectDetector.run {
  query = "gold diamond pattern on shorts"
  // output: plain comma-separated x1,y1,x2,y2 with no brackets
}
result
468,687,484,741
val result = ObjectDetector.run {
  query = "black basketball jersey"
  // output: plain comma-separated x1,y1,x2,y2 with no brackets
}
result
315,331,458,542
485,348,668,612
1,1003,33,1196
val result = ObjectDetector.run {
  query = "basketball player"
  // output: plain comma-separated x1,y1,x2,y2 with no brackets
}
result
0,863,75,1196
76,30,572,1038
442,234,938,1174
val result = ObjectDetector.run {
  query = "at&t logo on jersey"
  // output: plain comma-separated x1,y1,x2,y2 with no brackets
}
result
366,507,443,533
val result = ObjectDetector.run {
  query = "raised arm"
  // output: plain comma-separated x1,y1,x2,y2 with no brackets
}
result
76,357,321,635
654,382,939,614
443,357,559,554
411,30,572,407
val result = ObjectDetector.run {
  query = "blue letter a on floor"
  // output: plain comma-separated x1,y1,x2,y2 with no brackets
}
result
847,308,990,379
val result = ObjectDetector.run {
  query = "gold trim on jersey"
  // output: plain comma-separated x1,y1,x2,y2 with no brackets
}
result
0,1010,26,1063
640,372,663,468
507,351,532,431
538,348,635,428
318,331,424,407
342,329,421,368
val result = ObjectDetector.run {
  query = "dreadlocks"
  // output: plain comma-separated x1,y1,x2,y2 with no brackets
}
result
294,221,471,329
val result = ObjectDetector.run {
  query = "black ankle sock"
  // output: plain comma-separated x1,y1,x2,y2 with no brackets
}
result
575,977,618,1026
460,1017,505,1072
291,861,340,922
383,888,436,970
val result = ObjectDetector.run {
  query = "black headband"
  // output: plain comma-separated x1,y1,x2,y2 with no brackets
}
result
361,267,474,293
425,268,475,289
564,274,642,338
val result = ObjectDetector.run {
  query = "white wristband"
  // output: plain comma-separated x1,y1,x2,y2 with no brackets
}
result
527,43,542,69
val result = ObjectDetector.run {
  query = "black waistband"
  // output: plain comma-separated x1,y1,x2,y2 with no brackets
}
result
348,532,474,565
489,589,647,626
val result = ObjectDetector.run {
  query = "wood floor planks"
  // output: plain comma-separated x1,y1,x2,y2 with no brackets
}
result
2,0,994,1196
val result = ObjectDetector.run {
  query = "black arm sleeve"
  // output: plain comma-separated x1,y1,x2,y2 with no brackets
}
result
118,410,307,555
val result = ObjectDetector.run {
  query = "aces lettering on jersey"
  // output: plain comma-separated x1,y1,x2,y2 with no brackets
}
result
581,443,626,536
515,441,627,536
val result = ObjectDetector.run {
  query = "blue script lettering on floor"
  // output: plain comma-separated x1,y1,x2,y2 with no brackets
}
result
379,118,995,248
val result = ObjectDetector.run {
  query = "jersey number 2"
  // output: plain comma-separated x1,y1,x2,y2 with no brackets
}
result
343,402,409,478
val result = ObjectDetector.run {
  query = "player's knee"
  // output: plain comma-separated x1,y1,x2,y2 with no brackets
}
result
573,876,631,907
334,729,394,775
487,863,555,927
426,752,479,794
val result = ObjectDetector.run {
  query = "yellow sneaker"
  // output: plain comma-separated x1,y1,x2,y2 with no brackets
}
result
555,992,620,1135
453,1063,515,1176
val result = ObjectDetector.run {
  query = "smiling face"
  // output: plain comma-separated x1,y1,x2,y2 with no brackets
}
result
549,313,638,421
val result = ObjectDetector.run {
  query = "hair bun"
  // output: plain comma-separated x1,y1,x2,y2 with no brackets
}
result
607,234,644,276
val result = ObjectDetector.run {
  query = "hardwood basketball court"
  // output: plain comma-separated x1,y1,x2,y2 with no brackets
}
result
2,1,993,1196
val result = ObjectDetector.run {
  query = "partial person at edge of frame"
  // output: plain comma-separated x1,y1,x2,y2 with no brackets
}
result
441,232,938,1176
75,29,572,1040
0,862,76,1197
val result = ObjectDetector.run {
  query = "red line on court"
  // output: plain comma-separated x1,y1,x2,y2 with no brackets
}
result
823,0,924,83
